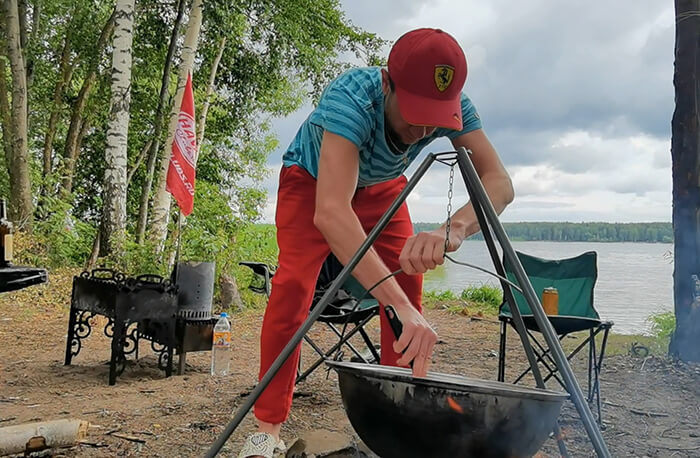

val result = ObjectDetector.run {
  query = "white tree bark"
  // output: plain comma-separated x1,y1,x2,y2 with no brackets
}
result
149,0,203,249
3,0,33,230
99,0,135,256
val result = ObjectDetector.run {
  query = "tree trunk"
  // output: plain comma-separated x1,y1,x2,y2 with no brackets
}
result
0,56,13,168
219,272,244,312
149,0,204,250
98,0,134,257
60,8,116,196
42,24,75,179
126,138,153,186
669,0,700,363
85,230,100,270
197,37,226,147
135,0,186,244
18,0,37,91
3,0,33,230
75,116,91,160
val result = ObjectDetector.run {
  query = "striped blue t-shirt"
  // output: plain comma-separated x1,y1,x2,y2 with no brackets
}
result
282,67,482,187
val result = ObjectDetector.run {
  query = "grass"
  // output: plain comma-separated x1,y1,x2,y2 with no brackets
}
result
423,284,502,317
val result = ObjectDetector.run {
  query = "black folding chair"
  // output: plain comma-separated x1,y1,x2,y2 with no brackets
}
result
240,254,380,384
497,251,613,425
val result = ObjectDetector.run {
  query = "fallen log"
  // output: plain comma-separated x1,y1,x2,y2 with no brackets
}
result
0,419,89,456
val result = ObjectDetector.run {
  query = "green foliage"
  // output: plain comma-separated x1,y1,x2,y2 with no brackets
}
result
16,0,384,236
423,284,503,316
413,222,673,243
16,195,96,268
648,311,676,340
102,237,170,277
7,0,386,311
460,284,503,310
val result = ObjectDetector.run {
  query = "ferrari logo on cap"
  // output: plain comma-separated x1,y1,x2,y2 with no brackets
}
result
434,65,454,92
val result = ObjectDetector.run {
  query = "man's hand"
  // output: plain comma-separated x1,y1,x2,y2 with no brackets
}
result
391,304,438,377
399,227,463,275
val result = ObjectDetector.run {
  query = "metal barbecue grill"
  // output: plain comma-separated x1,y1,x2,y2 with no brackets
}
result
64,262,217,384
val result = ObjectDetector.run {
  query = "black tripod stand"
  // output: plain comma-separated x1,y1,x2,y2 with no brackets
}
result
205,147,610,458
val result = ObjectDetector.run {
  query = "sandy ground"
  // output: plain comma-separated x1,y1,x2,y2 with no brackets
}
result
1,270,700,457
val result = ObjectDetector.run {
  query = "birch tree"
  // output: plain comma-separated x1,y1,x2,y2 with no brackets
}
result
134,0,186,244
149,0,203,248
2,0,33,229
99,0,135,256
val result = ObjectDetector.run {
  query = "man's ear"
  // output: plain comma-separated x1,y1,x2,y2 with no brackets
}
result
381,69,391,95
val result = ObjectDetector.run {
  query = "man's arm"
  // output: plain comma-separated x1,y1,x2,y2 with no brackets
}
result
315,131,437,377
399,129,514,274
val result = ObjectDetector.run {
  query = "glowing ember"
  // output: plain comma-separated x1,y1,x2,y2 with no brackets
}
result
446,395,464,414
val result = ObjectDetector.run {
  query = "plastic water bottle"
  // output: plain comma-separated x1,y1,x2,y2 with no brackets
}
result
211,313,231,376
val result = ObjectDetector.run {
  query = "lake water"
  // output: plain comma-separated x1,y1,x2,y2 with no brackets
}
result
423,240,674,335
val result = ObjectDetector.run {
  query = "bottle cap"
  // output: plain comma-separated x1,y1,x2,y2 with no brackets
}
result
220,312,228,318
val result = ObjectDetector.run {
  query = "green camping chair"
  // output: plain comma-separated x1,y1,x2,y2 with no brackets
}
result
497,251,613,424
240,254,380,384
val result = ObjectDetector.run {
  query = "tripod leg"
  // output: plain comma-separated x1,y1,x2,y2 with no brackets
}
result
455,146,609,458
204,154,439,457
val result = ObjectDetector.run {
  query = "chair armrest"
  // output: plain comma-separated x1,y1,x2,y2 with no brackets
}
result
239,261,273,277
239,262,274,296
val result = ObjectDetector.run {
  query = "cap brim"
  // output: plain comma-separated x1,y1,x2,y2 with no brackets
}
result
394,86,463,131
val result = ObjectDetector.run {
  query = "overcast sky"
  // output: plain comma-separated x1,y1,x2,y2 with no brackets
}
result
259,0,675,224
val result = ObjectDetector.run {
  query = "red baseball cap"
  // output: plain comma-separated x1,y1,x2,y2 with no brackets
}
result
387,28,467,131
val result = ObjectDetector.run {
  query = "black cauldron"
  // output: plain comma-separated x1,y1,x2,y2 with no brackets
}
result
326,361,568,458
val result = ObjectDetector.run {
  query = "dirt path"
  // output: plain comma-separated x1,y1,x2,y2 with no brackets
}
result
1,272,699,457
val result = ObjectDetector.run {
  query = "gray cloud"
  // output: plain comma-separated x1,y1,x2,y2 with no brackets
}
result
461,1,674,139
261,0,674,223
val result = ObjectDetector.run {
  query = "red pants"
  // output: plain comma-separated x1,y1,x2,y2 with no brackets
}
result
254,165,423,424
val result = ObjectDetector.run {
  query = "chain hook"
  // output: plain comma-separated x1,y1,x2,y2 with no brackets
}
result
444,164,455,258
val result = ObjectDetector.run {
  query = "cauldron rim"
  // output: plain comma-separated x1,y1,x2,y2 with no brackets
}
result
326,360,569,402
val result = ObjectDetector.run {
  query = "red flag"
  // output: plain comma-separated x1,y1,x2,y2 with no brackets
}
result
166,72,197,216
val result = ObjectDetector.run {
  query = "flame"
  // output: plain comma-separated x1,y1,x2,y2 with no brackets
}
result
446,396,464,414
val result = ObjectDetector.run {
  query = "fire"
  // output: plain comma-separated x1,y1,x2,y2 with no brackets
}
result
446,396,464,414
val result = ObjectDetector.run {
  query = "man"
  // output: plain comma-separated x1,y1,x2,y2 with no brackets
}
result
239,28,514,458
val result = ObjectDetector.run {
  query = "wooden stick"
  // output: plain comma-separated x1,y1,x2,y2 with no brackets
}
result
110,433,146,444
0,419,89,456
629,408,669,417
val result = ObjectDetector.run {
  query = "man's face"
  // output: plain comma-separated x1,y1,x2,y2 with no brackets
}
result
382,70,437,145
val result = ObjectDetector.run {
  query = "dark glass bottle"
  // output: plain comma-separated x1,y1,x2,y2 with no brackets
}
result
0,199,14,268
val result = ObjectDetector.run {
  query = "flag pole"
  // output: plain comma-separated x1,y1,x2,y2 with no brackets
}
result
173,210,183,283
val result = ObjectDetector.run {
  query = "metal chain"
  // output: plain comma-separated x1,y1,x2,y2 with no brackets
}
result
444,164,455,258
